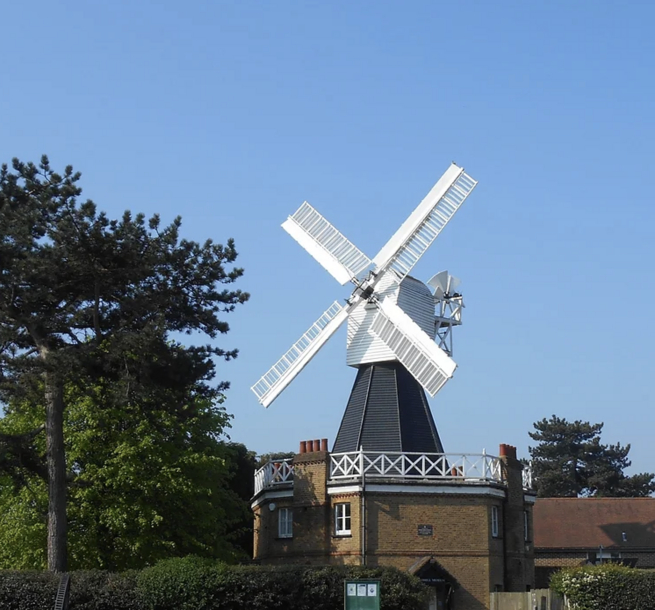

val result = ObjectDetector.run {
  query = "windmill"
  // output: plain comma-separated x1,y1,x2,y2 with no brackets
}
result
251,163,477,453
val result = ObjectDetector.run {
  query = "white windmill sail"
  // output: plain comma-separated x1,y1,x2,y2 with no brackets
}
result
371,165,477,280
251,301,349,407
252,163,477,408
282,202,371,285
370,299,456,396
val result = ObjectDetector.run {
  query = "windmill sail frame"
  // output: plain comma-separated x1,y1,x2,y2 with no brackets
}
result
252,163,476,407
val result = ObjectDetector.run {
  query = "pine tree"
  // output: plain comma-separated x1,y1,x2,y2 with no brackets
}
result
0,156,249,571
528,415,655,497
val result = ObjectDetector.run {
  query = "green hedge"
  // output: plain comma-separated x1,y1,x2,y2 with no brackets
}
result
0,558,428,610
69,571,145,610
0,570,144,610
136,558,428,610
0,571,59,610
550,564,655,610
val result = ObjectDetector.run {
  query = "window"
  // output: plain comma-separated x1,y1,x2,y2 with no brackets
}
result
588,550,622,565
491,505,499,538
278,507,293,538
335,503,351,536
524,510,529,542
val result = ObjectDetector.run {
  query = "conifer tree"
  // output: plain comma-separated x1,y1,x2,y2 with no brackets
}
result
529,415,655,497
0,156,249,571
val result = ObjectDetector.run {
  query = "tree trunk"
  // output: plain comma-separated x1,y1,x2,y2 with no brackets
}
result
45,372,67,572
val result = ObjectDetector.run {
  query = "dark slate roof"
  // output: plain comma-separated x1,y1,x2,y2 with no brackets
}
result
534,497,655,550
408,556,458,587
332,362,444,453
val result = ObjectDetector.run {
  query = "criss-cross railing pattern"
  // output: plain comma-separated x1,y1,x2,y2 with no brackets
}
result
254,452,534,495
254,459,294,495
330,450,503,483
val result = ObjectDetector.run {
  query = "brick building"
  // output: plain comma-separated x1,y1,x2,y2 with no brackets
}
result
248,166,531,609
252,441,535,610
533,497,655,588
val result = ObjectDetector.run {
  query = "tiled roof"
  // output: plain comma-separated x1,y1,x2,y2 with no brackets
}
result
534,497,655,550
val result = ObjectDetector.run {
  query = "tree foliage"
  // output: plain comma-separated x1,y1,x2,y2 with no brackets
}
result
223,442,257,558
0,156,249,570
528,415,655,497
0,386,250,570
255,450,296,468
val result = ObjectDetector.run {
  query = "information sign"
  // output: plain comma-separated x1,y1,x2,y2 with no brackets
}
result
417,524,433,536
344,579,381,610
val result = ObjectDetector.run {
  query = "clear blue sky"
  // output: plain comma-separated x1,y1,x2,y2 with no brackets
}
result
2,1,654,473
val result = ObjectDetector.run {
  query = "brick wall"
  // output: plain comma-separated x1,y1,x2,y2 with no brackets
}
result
623,551,655,567
253,495,295,562
500,446,534,593
329,492,361,564
364,491,503,610
366,492,491,554
293,451,329,505
534,554,587,568
252,444,535,610
278,450,332,563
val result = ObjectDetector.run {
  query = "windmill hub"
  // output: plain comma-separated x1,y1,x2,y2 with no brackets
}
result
252,163,478,444
351,281,375,303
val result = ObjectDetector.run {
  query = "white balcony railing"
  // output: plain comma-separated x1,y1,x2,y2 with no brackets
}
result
254,451,534,496
522,463,534,490
330,450,503,483
254,459,294,496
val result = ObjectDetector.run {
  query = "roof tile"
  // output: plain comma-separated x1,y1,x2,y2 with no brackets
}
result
534,498,655,549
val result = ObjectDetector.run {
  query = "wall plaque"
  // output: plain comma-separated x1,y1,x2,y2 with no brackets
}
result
417,524,433,536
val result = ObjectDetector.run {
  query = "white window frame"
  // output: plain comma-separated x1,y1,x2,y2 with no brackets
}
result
491,505,499,538
334,502,351,536
591,550,621,565
278,507,293,538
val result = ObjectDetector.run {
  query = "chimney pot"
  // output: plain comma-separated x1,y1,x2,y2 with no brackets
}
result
299,440,307,454
307,440,314,452
321,438,328,452
313,439,320,453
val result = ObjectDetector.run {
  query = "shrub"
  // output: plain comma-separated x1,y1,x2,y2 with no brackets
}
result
0,569,146,610
135,557,224,610
69,570,145,610
0,571,59,610
551,564,655,610
137,557,428,610
0,559,428,610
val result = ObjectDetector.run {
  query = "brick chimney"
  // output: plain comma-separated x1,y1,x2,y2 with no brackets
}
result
499,444,533,591
292,439,331,555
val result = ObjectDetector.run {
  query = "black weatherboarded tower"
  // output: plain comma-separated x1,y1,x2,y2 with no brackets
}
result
333,362,444,454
